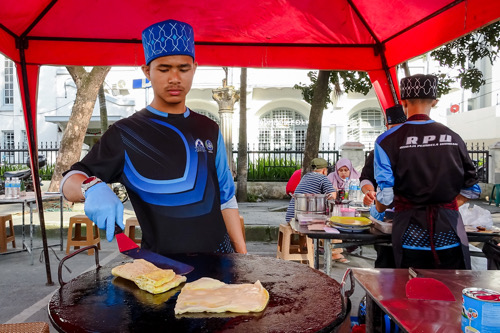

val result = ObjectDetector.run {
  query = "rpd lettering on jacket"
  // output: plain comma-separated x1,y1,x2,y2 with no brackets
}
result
400,134,458,149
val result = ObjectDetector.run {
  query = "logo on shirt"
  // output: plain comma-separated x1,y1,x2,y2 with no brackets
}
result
205,140,214,153
195,139,206,153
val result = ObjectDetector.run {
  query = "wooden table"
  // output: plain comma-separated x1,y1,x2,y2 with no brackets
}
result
351,268,500,333
0,192,63,264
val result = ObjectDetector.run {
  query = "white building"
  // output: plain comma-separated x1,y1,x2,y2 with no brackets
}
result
1,53,499,162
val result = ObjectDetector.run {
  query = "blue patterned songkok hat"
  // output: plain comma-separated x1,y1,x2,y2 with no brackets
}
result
400,74,438,100
142,19,195,65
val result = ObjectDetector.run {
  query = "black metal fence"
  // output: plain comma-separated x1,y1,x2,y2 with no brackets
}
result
466,142,489,183
232,143,340,182
0,142,59,179
0,141,490,183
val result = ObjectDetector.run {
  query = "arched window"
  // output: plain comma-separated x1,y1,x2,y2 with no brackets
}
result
193,109,220,125
258,108,308,150
347,109,385,150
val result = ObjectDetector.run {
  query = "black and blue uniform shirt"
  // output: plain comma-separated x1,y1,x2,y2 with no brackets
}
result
67,106,236,255
374,118,480,251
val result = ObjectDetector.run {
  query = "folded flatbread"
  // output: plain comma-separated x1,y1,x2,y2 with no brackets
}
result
112,259,186,294
174,277,269,314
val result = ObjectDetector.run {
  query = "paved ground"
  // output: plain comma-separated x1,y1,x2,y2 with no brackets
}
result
1,196,499,331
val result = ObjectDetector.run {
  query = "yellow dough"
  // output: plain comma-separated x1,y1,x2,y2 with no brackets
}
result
174,277,269,314
112,259,186,294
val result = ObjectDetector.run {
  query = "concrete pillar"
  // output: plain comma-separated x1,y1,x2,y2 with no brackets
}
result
339,141,365,173
489,141,500,184
212,80,239,173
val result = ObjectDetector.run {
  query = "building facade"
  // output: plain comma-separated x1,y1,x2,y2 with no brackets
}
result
1,53,499,166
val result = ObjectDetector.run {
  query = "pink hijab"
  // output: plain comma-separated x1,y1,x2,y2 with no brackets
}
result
327,157,360,190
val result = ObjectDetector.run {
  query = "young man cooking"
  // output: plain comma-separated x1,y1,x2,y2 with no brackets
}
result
373,74,480,269
61,19,246,255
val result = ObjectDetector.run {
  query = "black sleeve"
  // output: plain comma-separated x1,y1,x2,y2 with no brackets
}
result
63,124,125,183
360,150,377,188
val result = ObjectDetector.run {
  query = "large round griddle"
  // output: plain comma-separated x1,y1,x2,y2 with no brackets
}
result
49,254,346,333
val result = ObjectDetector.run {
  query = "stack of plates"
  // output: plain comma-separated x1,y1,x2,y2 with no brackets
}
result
328,216,372,233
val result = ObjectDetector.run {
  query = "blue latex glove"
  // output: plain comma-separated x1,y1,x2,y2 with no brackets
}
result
84,182,124,242
369,204,385,221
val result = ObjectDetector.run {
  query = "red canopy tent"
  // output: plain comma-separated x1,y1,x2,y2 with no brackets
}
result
0,0,499,284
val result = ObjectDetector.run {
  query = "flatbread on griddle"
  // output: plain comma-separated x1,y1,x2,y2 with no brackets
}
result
112,259,186,294
174,277,269,314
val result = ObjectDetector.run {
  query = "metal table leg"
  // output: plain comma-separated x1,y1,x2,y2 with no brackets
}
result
60,196,63,251
30,200,34,265
314,239,319,269
21,202,26,250
324,239,332,276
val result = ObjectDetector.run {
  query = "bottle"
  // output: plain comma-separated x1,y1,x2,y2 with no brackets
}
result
5,177,12,199
13,177,20,198
343,177,349,200
348,178,362,203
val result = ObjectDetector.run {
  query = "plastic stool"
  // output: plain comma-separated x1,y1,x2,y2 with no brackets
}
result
276,224,314,267
0,214,16,253
66,215,101,255
489,184,500,207
125,217,141,245
0,322,49,333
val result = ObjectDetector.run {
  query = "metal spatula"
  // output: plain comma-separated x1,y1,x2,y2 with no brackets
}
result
114,225,194,275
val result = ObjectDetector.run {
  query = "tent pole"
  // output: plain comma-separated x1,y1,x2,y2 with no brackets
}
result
380,53,399,105
18,44,54,286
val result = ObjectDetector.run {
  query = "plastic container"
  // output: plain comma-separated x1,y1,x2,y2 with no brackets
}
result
297,213,328,225
340,208,356,217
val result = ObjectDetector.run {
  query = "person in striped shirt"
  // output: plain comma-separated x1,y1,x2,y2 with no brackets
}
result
285,158,335,223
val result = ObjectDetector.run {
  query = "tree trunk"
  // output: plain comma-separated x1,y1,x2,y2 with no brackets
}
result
48,66,111,192
236,68,248,202
302,70,330,175
402,62,411,77
99,84,108,134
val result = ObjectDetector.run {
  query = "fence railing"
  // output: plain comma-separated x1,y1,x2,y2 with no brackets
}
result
232,143,340,182
0,141,490,183
466,142,489,183
1,142,59,179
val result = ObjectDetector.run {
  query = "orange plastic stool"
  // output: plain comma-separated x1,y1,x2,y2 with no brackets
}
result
125,217,141,245
0,214,16,253
276,224,314,267
66,215,101,255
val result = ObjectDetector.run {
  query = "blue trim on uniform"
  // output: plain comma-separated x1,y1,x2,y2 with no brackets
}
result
375,123,401,145
402,243,460,251
123,152,196,192
216,131,236,204
146,105,191,118
374,142,394,191
405,119,435,125
462,183,481,195
126,153,209,206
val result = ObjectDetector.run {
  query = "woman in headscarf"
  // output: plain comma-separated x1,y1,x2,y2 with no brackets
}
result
328,157,361,192
326,157,361,263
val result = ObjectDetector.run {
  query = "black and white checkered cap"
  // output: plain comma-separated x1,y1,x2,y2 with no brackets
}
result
400,74,438,100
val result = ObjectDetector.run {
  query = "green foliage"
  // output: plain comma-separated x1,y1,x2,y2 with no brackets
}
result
430,21,500,94
1,164,54,180
247,157,299,181
294,70,371,108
